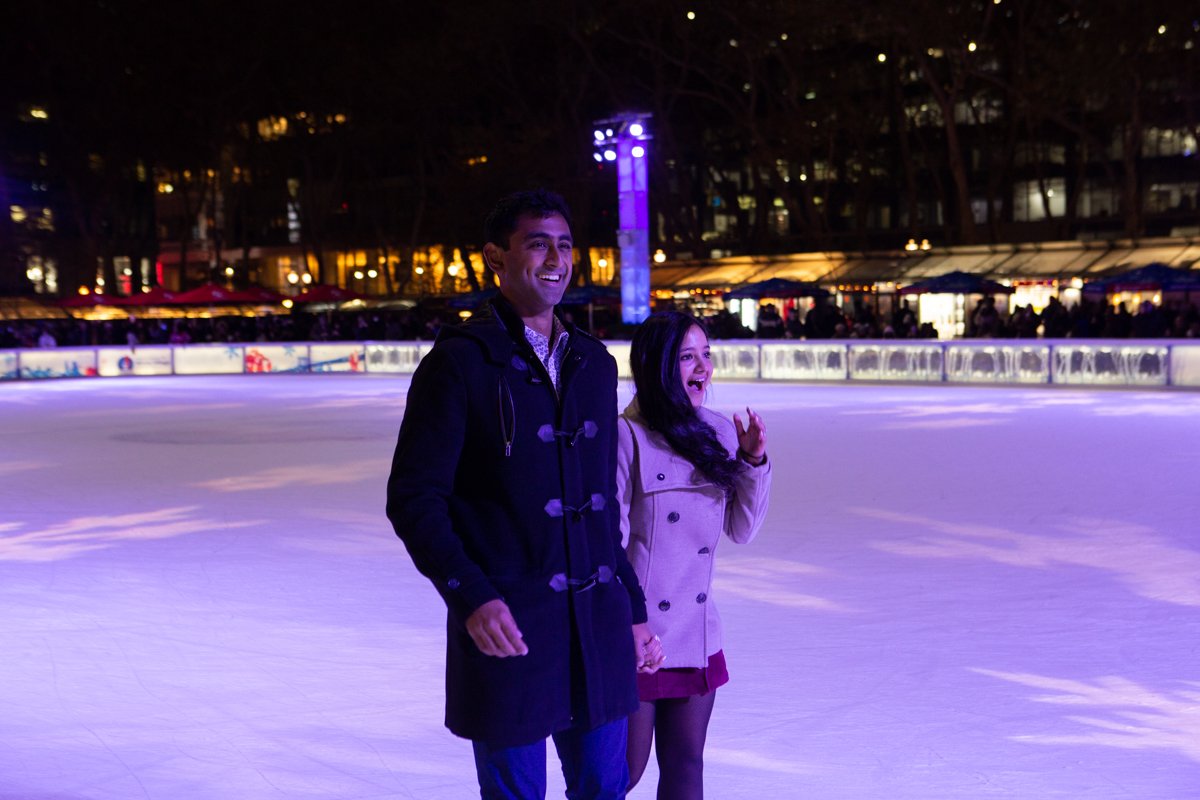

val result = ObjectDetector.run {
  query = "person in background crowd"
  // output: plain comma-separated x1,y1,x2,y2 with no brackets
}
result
784,306,804,339
754,302,784,338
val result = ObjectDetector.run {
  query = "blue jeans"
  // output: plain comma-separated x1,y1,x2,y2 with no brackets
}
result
473,717,629,799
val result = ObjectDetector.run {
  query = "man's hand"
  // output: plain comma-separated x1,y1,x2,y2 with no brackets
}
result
466,599,529,657
633,622,665,674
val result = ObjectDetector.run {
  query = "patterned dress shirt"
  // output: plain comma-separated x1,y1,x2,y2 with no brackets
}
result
524,315,570,394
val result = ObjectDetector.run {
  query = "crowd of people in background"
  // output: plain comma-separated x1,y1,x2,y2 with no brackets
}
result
3,295,1200,349
0,308,450,349
716,299,940,340
964,296,1200,339
743,296,1200,340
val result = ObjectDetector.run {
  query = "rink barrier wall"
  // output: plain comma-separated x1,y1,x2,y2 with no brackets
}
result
2,340,1199,388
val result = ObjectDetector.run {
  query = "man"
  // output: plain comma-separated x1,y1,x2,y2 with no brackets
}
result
387,190,660,798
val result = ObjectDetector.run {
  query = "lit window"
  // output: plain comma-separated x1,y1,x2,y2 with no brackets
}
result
257,116,289,141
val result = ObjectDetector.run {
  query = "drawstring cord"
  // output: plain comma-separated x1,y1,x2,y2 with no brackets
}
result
498,376,515,457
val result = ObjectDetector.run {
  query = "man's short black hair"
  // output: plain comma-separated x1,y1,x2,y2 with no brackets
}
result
484,189,573,249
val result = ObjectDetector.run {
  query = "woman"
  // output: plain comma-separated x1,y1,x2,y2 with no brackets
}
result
617,311,771,798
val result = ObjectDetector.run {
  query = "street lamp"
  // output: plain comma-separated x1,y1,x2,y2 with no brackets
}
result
593,112,652,324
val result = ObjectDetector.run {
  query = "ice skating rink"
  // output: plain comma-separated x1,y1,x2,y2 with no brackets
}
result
1,374,1198,799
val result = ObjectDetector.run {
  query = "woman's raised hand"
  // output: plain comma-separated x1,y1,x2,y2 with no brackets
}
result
733,407,767,463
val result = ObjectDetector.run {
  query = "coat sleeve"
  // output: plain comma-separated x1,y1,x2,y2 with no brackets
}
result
721,416,772,545
615,416,635,550
385,345,502,617
612,413,648,625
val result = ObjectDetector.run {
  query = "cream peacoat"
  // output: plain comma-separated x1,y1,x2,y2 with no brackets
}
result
616,400,772,669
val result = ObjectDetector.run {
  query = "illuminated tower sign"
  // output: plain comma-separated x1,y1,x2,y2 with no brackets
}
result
593,113,651,324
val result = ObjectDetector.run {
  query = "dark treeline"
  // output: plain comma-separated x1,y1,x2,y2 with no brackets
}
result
3,1,1199,296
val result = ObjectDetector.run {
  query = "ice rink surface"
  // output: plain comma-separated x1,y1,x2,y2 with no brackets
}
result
1,374,1198,799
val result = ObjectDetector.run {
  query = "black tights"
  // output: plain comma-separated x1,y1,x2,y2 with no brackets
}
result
626,691,717,799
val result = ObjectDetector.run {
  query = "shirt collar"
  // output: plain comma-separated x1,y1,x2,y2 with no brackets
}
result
524,314,569,352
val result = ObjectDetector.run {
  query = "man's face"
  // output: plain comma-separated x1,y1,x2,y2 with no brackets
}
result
485,212,573,318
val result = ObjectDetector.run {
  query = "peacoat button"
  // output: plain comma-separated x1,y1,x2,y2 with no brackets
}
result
698,547,710,555
447,578,460,590
656,473,665,481
667,511,680,523
658,600,671,612
696,592,707,603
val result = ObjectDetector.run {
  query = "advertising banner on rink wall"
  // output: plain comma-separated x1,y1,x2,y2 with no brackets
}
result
16,348,99,379
173,345,245,375
606,343,632,379
364,343,431,374
760,342,848,381
1,340,1199,388
242,345,309,373
1171,345,1200,387
309,344,365,373
97,346,174,377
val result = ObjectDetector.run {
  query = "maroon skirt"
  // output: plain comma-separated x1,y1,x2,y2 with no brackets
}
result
637,650,729,701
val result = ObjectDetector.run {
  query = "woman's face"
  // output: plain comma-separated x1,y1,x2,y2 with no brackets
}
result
677,324,712,408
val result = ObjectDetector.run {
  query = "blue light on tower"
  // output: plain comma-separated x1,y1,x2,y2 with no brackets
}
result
593,113,652,324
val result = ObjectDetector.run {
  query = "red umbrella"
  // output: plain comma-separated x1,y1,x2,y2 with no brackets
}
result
172,283,283,305
230,286,286,304
172,283,241,304
58,293,115,308
111,287,182,306
291,284,365,304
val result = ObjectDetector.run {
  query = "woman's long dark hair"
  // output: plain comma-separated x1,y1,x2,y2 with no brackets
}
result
629,311,742,493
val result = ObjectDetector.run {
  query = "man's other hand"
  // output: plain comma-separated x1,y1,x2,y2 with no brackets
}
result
466,599,529,657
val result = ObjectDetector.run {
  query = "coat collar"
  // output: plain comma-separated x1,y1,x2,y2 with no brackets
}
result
437,293,605,367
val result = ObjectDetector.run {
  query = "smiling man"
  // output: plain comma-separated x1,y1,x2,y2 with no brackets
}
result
387,190,659,798
482,203,573,339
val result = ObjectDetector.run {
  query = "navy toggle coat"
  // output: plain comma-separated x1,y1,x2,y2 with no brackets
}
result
386,297,647,749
